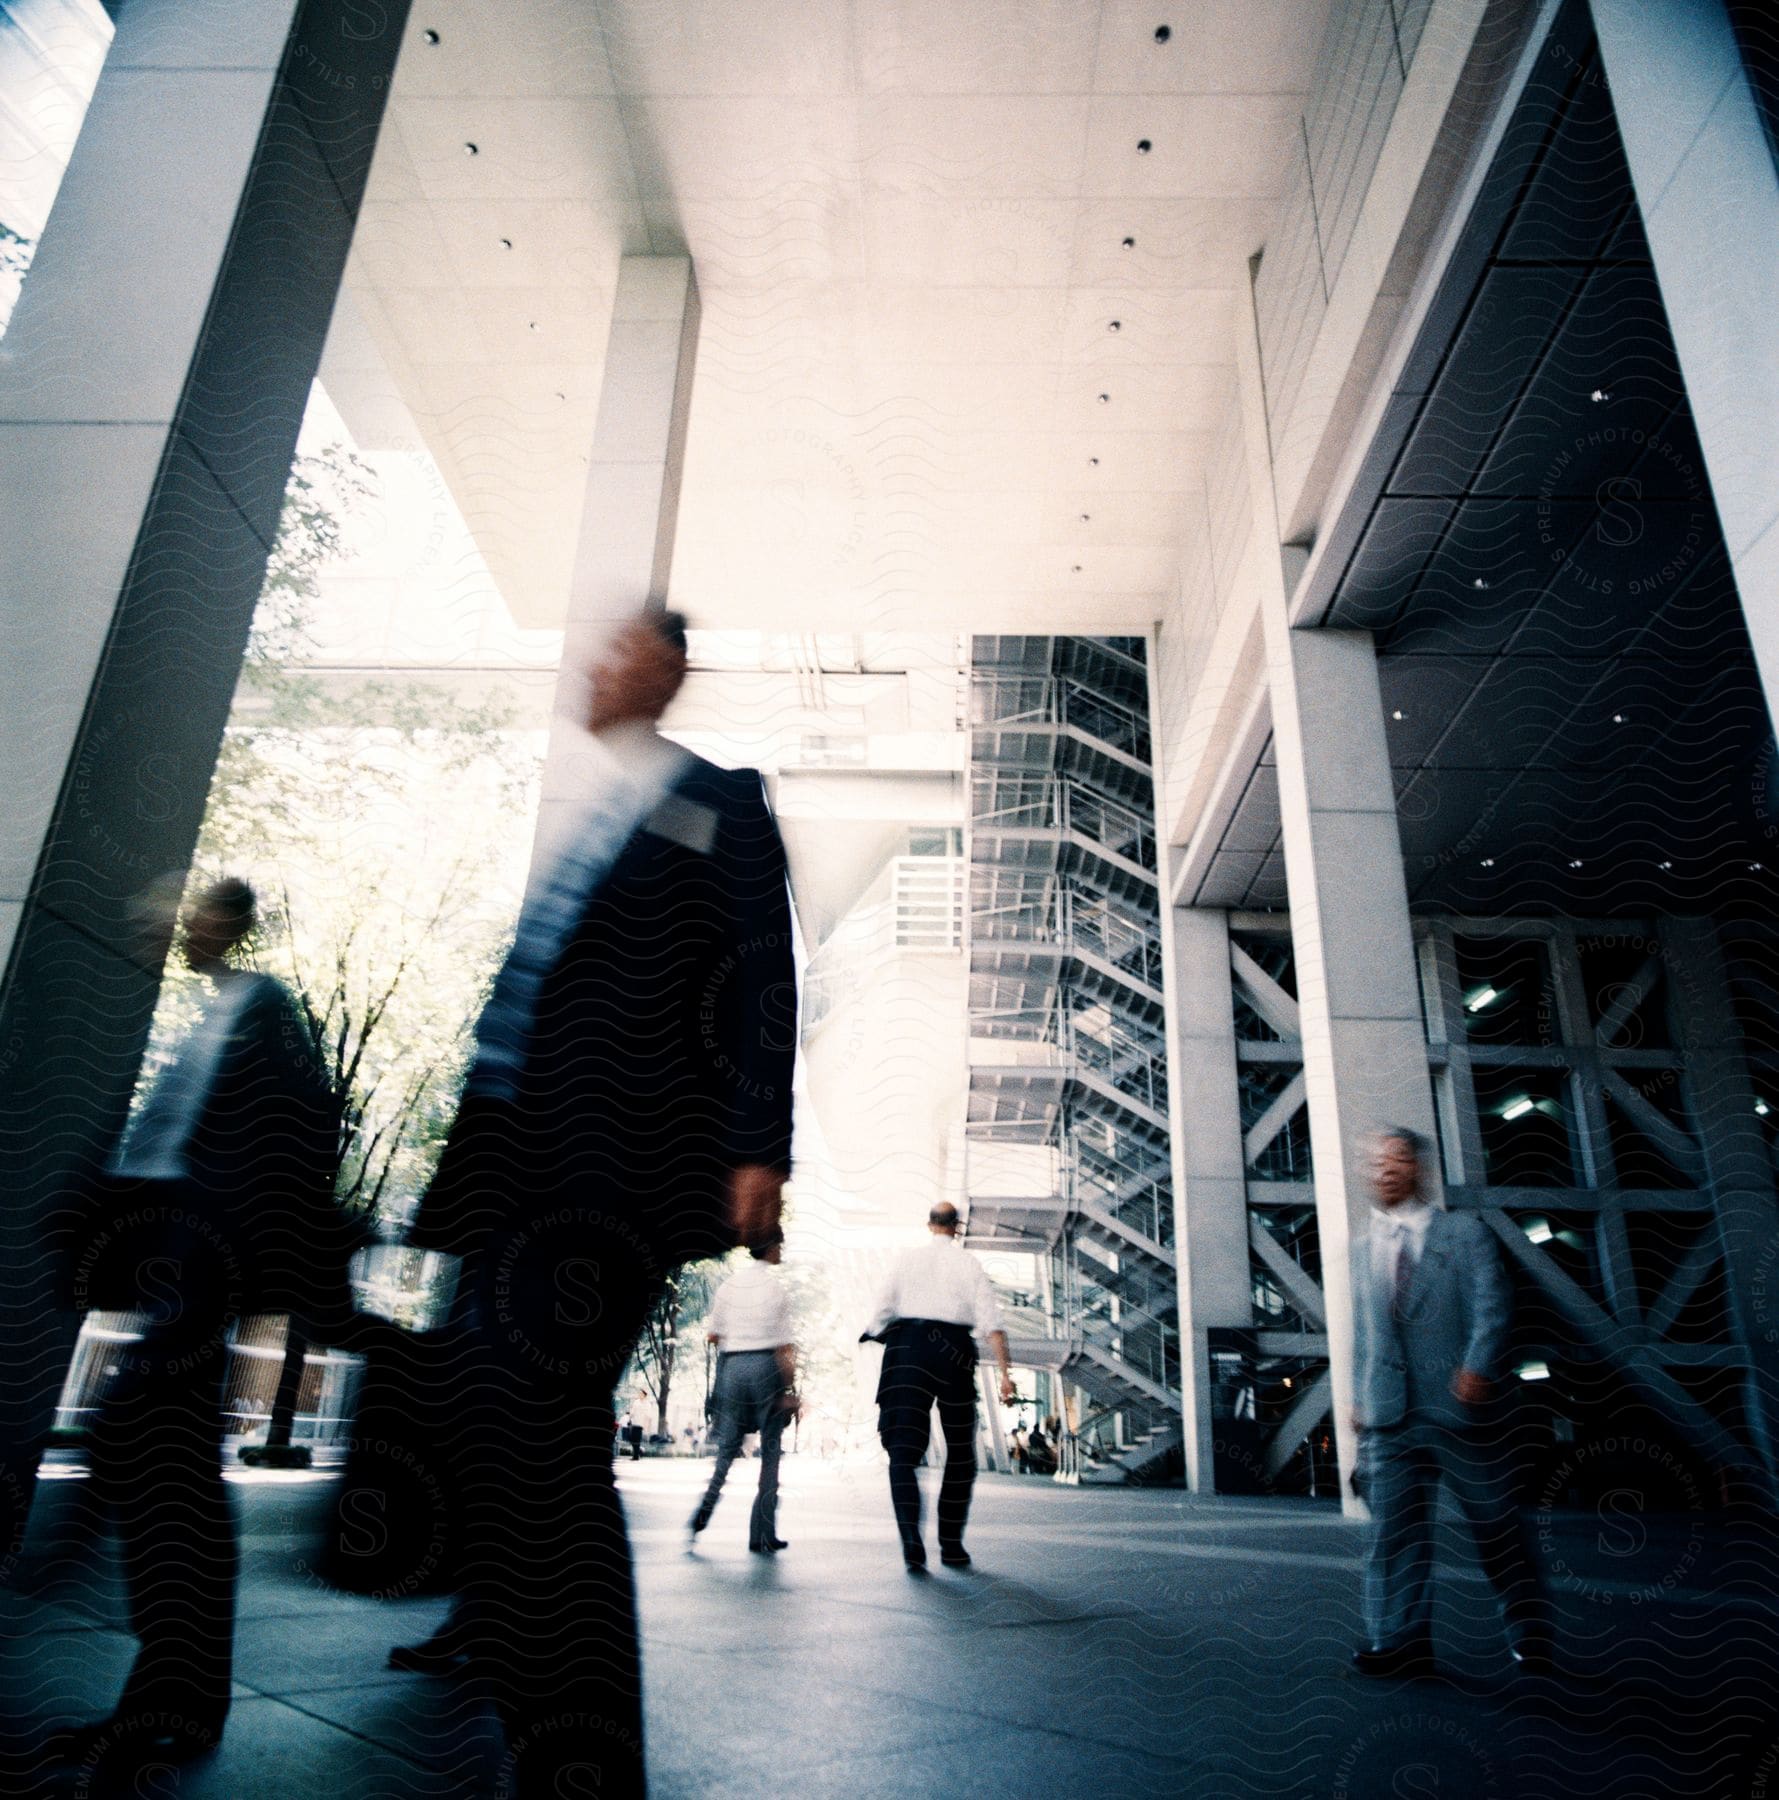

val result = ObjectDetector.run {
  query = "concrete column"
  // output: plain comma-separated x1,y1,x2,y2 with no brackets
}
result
1590,0,1779,712
1159,890,1252,1493
1236,267,1440,1516
0,0,410,1520
534,256,701,864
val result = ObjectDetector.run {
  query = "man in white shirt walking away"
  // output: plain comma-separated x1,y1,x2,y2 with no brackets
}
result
866,1202,1016,1571
689,1225,799,1553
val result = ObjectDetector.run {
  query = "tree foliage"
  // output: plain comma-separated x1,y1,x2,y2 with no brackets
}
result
157,442,539,1236
629,1260,723,1438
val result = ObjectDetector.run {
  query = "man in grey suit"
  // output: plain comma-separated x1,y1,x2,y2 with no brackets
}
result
1350,1127,1550,1677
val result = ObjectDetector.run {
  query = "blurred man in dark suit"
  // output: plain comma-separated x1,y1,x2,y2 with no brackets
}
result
60,876,342,1775
410,608,796,1798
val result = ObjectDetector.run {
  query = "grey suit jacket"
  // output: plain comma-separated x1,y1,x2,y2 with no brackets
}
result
1351,1208,1513,1431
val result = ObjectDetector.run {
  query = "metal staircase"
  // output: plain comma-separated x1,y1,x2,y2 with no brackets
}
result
965,637,1181,1477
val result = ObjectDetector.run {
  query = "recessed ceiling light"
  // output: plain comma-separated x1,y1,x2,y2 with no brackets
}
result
1753,862,1766,872
422,29,440,45
1080,513,1091,522
528,321,539,332
1481,858,1496,868
1136,140,1152,155
464,142,479,156
499,237,513,250
1659,860,1673,870
1071,564,1083,574
1107,320,1122,332
1590,388,1611,403
1568,859,1583,869
1088,457,1100,467
1612,712,1626,723
1154,24,1172,42
1097,393,1110,404
554,391,567,402
1502,1095,1536,1122
1472,577,1489,590
1390,710,1404,721
1121,236,1136,250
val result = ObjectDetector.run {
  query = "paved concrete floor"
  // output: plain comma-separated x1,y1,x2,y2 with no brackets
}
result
5,1454,1779,1796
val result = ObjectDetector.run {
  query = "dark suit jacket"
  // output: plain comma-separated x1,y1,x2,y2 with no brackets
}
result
413,752,796,1370
73,971,346,1327
1351,1208,1513,1432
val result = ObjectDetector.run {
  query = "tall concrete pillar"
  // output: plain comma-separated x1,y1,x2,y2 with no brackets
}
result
1590,0,1779,713
534,257,700,864
0,0,410,1523
1236,270,1440,1517
1159,890,1252,1493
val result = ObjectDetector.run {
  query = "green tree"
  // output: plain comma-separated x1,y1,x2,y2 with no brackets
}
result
156,442,540,1458
629,1261,723,1440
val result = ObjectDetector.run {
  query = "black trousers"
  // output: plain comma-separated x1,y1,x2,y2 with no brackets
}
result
458,1342,646,1799
878,1336,979,1552
88,1332,236,1736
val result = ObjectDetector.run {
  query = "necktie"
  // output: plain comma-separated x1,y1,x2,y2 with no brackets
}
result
1391,1231,1414,1321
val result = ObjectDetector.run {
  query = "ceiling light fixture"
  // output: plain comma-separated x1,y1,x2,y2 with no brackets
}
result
1154,24,1172,42
1136,140,1152,155
1569,858,1584,869
464,142,479,156
1481,858,1496,868
1612,712,1626,723
1088,457,1100,467
1121,236,1136,250
1391,709,1404,721
1502,1095,1537,1122
1097,392,1110,403
1464,985,1500,1013
1523,1219,1553,1244
499,237,513,250
422,29,440,45
1080,513,1092,522
1473,577,1489,590
1590,388,1611,403
1517,1360,1552,1381
1756,1099,1771,1117
1107,319,1122,332
1660,860,1673,870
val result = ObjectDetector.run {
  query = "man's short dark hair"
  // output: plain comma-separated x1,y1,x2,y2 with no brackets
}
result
1375,1125,1432,1163
651,609,689,656
198,876,257,935
928,1202,960,1231
748,1224,785,1259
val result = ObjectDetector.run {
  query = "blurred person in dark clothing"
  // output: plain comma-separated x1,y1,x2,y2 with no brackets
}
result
57,876,343,1774
409,609,796,1798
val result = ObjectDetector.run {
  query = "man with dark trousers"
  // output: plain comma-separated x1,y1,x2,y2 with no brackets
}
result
867,1201,1015,1570
689,1223,798,1553
1349,1126,1551,1677
410,608,796,1798
60,877,343,1776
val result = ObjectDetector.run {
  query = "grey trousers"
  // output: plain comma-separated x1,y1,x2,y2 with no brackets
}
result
691,1350,789,1548
1360,1420,1546,1651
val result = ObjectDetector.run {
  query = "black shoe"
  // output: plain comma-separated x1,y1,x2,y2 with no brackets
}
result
388,1637,468,1676
1350,1640,1435,1678
1509,1631,1555,1676
939,1545,972,1568
903,1541,928,1572
748,1538,787,1554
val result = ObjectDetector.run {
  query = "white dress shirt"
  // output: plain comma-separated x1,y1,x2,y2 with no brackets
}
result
1370,1198,1434,1306
867,1235,1006,1338
707,1259,794,1352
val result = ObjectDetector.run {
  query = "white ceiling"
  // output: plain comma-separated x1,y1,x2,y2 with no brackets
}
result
323,0,1329,633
